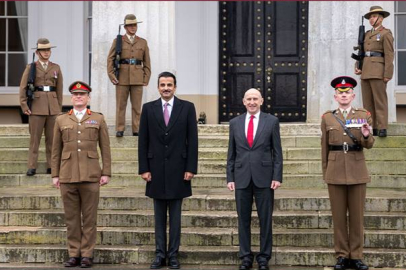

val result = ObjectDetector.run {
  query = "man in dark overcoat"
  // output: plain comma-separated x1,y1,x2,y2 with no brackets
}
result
138,71,198,269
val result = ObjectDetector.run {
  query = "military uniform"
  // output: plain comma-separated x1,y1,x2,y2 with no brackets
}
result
359,6,394,133
51,82,111,264
107,14,151,135
19,39,63,173
321,76,374,270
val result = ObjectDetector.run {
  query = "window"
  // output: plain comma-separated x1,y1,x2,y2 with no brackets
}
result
0,1,28,90
85,1,92,84
395,2,406,86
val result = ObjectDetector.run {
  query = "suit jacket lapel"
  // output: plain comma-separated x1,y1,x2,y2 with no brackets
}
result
252,112,266,148
166,97,183,131
153,98,166,131
239,113,250,148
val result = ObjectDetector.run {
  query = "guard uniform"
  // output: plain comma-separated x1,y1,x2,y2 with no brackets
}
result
107,14,151,135
51,81,111,264
359,6,394,136
19,38,63,175
321,76,374,270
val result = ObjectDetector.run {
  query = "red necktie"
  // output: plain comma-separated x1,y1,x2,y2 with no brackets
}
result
247,115,254,147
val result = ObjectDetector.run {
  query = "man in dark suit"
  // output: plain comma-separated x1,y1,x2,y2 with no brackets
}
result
227,88,283,270
138,71,198,269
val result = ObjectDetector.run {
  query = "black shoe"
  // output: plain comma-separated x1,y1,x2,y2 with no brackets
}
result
239,259,253,270
334,257,349,270
350,259,369,270
26,168,36,176
372,129,378,136
46,168,51,174
80,257,93,268
168,256,180,269
150,257,166,269
133,132,139,136
64,257,80,267
257,260,269,270
378,129,387,137
116,131,124,137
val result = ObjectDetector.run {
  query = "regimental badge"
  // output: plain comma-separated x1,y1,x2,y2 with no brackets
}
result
377,34,381,41
76,83,82,89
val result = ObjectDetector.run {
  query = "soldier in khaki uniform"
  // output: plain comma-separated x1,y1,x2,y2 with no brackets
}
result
107,14,151,137
19,38,63,176
355,6,394,137
321,76,375,270
51,81,111,268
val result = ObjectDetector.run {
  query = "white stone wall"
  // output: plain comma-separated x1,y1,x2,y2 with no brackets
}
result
90,1,176,125
307,1,395,123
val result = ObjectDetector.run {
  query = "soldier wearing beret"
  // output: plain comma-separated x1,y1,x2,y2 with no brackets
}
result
107,14,151,137
354,6,394,137
19,38,63,176
321,76,374,270
51,81,111,268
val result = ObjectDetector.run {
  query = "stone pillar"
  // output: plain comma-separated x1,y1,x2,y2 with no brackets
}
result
90,2,176,125
307,1,395,123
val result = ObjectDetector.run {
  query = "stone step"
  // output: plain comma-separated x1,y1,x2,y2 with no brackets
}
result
3,147,406,161
1,135,406,149
2,173,406,189
0,209,404,230
2,160,406,175
0,187,404,213
0,227,404,249
2,123,406,136
0,244,404,267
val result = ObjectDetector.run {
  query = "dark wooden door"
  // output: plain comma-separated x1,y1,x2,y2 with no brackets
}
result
219,1,308,122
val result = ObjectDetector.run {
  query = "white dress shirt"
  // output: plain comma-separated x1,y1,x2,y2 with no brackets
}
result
245,111,260,139
39,60,49,70
161,97,174,117
73,108,86,121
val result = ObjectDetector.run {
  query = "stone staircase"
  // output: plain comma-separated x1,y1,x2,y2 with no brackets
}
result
0,124,405,268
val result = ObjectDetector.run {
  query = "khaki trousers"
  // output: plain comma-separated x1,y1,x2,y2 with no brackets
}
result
328,184,366,260
28,115,56,169
60,182,100,258
361,79,388,129
115,85,143,133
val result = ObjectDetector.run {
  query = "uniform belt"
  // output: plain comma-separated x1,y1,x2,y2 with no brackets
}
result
120,59,142,65
365,51,384,57
329,144,363,152
35,86,56,92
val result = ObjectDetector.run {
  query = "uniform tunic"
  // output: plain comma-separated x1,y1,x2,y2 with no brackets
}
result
19,61,63,169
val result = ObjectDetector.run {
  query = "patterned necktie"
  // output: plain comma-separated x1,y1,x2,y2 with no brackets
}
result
343,110,347,119
247,115,254,147
164,103,170,126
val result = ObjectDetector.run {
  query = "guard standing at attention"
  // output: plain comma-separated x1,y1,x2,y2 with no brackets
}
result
354,6,394,137
51,81,111,268
321,76,374,270
19,38,63,176
107,14,151,137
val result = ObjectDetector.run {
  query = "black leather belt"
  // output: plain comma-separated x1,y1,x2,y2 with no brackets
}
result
329,144,363,152
120,59,142,65
365,51,384,57
35,86,56,92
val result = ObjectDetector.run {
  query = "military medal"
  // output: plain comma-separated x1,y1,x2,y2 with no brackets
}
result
54,71,58,79
377,33,381,41
346,118,366,128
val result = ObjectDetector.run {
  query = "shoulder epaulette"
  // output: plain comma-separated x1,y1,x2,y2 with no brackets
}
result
322,110,333,118
354,108,367,112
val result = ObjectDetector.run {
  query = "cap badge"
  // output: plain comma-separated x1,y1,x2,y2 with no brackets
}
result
76,83,82,89
341,79,346,84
